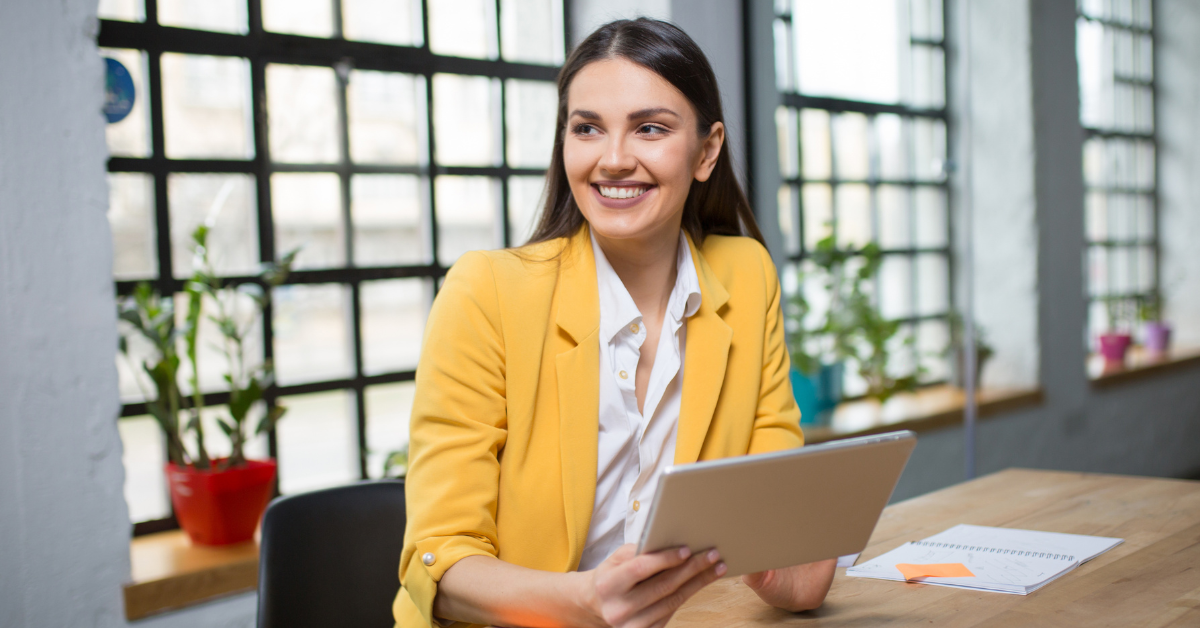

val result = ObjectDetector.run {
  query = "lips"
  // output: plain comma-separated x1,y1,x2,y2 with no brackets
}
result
597,185,649,199
590,182,657,209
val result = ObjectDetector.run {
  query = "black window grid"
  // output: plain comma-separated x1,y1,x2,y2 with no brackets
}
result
101,0,564,535
1076,1,1160,337
772,2,954,388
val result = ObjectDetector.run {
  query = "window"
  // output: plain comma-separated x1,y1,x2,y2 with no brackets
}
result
772,0,952,393
1077,0,1157,340
100,0,565,532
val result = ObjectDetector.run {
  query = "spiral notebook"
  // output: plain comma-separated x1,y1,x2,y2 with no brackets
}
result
846,524,1123,594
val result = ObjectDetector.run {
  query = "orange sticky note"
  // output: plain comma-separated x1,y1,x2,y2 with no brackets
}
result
896,563,976,581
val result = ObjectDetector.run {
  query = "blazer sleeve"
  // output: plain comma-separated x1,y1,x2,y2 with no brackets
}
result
747,243,806,454
398,251,508,627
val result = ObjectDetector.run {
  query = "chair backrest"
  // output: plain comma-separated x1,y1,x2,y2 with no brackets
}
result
257,480,406,628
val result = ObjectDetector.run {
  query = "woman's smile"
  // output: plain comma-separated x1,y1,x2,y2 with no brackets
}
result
592,181,658,208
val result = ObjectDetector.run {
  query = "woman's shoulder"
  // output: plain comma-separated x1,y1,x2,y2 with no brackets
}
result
697,233,775,276
444,237,570,290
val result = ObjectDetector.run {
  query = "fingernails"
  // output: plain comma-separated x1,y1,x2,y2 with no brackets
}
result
678,547,690,559
707,549,720,563
715,562,728,576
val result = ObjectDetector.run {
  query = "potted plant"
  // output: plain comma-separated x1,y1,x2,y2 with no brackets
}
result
1137,295,1171,356
118,226,296,545
947,313,994,389
1098,297,1134,365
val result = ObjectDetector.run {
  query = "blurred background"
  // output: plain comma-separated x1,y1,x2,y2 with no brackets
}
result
1,0,1198,625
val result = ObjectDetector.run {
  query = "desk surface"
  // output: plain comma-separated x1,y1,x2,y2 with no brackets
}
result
668,468,1200,627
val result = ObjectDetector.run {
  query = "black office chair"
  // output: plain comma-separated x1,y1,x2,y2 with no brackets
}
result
257,480,406,628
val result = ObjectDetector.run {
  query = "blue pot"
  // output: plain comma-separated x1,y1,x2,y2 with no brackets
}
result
790,363,845,425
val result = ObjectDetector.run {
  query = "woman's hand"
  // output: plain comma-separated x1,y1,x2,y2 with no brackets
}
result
740,559,836,612
579,543,726,628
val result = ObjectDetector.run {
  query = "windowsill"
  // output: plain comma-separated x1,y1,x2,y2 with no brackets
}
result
1088,345,1200,389
802,384,1044,445
124,530,258,621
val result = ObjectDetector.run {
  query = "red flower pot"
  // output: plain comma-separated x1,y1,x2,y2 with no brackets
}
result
165,458,277,545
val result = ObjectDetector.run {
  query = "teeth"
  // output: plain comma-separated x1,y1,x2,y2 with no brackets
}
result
598,185,648,200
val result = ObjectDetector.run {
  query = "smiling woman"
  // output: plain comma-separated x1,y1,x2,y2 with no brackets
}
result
395,18,835,628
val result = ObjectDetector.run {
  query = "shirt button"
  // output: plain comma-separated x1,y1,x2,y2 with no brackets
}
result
630,323,639,334
422,552,435,566
618,370,628,380
632,500,641,512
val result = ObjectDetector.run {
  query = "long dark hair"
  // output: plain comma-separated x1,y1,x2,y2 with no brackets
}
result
524,18,764,248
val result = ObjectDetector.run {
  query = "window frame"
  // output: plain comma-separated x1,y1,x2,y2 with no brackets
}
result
101,0,567,535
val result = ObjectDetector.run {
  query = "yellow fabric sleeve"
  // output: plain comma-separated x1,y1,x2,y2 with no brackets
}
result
747,243,806,454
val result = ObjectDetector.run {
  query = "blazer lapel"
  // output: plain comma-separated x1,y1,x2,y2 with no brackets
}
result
554,226,600,570
675,233,732,465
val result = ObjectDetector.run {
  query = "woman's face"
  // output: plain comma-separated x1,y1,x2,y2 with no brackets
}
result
563,58,724,245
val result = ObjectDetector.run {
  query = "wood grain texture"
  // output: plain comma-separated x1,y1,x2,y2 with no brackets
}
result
124,530,259,620
666,469,1200,627
803,386,1043,445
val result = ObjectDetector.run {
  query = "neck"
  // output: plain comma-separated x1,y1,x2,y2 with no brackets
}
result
592,221,682,319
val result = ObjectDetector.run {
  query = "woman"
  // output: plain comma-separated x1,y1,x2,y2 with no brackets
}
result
394,18,836,628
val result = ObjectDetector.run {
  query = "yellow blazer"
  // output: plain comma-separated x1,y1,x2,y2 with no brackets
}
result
394,225,804,627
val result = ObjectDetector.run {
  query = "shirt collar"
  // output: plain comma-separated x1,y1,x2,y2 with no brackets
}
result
591,229,702,345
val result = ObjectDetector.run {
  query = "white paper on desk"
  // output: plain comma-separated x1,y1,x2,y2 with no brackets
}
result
846,524,1123,595
836,553,861,568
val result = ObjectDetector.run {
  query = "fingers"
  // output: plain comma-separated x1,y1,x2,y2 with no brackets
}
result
628,549,721,610
628,558,726,628
614,545,693,587
741,570,769,589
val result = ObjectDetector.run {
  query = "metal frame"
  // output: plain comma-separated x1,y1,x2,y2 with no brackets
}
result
101,0,564,535
769,0,954,382
1076,0,1160,335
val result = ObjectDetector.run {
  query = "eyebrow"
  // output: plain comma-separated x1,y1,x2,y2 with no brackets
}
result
567,107,682,121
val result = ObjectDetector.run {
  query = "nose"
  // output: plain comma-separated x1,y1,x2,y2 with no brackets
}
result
598,134,637,177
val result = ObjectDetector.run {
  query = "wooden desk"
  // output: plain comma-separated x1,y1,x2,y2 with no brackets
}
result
669,469,1200,627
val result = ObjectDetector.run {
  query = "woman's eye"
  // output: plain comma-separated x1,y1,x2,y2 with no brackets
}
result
572,123,597,135
637,124,666,136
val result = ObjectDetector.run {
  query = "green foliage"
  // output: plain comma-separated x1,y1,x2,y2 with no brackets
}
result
382,444,409,478
116,225,298,471
784,235,922,402
1136,294,1162,323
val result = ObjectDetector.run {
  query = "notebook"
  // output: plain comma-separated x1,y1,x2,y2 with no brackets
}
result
846,524,1123,594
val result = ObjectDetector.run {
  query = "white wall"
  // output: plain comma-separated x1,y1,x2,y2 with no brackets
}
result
0,0,129,626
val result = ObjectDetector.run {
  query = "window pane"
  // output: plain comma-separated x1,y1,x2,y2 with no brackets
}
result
913,187,947,248
500,0,564,64
876,114,907,181
273,284,354,386
99,0,144,21
793,0,900,103
909,0,943,40
877,185,910,250
161,53,253,159
181,405,269,463
1089,245,1109,297
262,0,334,37
434,74,500,166
778,184,800,256
802,183,832,251
835,184,871,248
158,0,248,34
776,107,799,179
167,173,259,278
800,109,831,180
361,279,431,375
352,174,428,266
119,416,169,523
108,173,157,280
267,64,341,164
508,175,546,247
912,118,946,181
116,316,156,402
272,173,346,270
909,44,945,109
436,176,500,266
429,0,498,59
879,255,913,320
505,79,557,169
365,382,416,479
916,318,950,382
915,253,949,315
343,0,423,46
833,113,869,181
276,390,359,494
348,71,425,165
101,48,151,157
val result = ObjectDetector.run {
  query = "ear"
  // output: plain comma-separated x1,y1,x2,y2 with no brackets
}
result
693,121,725,183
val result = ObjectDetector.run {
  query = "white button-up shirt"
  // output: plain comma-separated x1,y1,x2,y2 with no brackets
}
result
578,230,702,571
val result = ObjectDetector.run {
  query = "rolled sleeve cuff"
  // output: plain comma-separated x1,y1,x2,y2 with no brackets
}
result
402,535,498,627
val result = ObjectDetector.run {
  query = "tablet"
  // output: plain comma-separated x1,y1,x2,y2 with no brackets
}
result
636,430,916,577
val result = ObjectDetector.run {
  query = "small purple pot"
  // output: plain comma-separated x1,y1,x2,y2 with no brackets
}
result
1143,322,1172,354
1098,333,1132,362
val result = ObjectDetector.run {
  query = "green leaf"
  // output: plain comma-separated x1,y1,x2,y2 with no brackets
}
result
216,418,234,436
229,378,262,422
